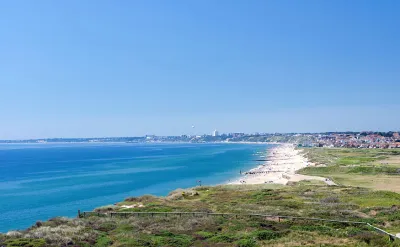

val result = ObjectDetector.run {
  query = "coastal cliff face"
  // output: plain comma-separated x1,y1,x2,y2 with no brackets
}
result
1,182,400,247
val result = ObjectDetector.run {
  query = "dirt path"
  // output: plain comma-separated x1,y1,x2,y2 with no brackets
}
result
286,174,337,186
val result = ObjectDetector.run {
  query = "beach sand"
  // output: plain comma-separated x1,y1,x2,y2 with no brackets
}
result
229,144,335,185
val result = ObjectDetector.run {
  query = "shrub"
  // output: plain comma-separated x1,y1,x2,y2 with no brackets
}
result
23,224,95,246
253,230,281,240
236,238,257,247
95,234,113,247
113,223,134,233
125,195,157,203
152,231,194,247
4,238,46,247
6,231,23,237
346,227,364,237
209,233,237,243
119,237,152,247
35,221,43,228
125,196,140,202
43,217,71,227
388,212,400,221
195,231,215,239
96,221,117,232
320,196,340,204
357,218,383,224
95,205,118,212
354,232,393,246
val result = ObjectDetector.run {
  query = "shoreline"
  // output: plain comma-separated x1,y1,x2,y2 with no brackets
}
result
228,144,335,185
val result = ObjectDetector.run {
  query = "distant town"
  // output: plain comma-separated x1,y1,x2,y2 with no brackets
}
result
1,130,400,149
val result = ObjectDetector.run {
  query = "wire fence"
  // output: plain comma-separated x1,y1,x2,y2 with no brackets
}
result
78,210,398,241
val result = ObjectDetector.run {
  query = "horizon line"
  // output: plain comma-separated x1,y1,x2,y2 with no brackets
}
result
1,130,400,142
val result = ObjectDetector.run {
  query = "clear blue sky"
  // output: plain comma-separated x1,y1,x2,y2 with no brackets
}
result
1,0,399,139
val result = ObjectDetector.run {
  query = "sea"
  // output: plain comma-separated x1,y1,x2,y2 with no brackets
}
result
0,142,274,232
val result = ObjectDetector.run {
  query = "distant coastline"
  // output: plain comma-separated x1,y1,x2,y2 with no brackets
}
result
2,131,399,149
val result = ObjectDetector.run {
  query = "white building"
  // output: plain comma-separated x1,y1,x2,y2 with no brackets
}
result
212,130,219,137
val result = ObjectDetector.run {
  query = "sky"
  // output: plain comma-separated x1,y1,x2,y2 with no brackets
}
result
1,0,399,139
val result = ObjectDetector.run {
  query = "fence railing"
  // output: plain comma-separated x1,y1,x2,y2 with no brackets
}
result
77,210,398,241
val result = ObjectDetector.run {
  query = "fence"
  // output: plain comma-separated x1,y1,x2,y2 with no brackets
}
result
78,210,398,241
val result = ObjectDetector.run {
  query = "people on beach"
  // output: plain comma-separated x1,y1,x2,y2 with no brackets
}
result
230,144,310,185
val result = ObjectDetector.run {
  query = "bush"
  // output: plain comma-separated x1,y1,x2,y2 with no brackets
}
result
209,233,237,243
4,238,46,247
125,195,157,203
357,218,383,224
320,196,340,204
253,230,281,240
388,212,400,221
35,221,43,228
23,224,94,246
44,217,71,227
95,205,118,212
6,231,23,237
119,238,152,247
346,227,364,237
195,231,215,239
152,232,193,247
354,232,393,246
96,221,117,232
95,234,113,247
113,223,134,233
236,238,257,247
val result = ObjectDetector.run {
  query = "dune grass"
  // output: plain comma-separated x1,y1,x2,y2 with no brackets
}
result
2,182,400,246
299,148,400,192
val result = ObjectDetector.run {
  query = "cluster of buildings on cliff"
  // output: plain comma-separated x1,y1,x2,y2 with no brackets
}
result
301,132,400,149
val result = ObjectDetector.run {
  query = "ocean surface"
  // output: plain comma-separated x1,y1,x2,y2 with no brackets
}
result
0,142,273,232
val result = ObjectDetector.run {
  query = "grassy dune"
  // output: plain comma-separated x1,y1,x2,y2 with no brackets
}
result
1,182,400,247
299,148,400,192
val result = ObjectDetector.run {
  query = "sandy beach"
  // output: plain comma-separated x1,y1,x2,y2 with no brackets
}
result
230,144,335,185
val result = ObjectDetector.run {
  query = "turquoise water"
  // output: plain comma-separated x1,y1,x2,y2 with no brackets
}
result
0,142,272,232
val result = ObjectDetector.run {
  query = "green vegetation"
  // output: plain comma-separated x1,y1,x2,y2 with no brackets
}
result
95,234,113,247
299,148,400,192
1,182,400,246
2,238,46,247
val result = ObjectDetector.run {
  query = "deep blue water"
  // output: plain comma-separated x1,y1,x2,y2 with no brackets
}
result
0,142,272,232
